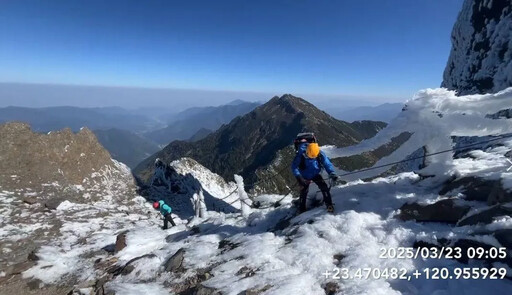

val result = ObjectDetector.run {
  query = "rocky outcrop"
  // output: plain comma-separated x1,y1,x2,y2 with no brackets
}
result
134,94,386,194
142,158,240,218
397,199,470,224
441,0,512,95
457,204,512,226
0,122,114,189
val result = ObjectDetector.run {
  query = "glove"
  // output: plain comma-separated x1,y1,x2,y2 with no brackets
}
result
296,176,308,187
329,173,338,181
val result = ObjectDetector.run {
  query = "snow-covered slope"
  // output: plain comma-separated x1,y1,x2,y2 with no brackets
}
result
442,0,512,95
146,158,241,218
14,88,512,295
323,87,512,182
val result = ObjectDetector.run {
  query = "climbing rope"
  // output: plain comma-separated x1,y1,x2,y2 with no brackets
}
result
212,133,512,212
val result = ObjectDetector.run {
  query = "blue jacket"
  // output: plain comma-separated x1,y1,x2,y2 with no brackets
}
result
159,200,172,215
291,143,335,180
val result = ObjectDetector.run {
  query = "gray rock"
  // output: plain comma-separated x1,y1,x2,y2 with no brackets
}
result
488,182,512,205
6,260,36,275
324,282,340,295
26,279,43,290
120,264,135,276
457,204,512,226
27,249,39,261
44,198,64,210
164,248,185,272
195,285,221,295
398,199,470,224
439,176,500,203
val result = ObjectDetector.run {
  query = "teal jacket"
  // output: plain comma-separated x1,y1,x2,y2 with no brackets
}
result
159,200,172,215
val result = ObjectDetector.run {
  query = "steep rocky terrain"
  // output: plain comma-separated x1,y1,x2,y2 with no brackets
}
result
0,122,114,188
442,0,511,94
140,158,242,218
135,94,386,193
0,122,147,294
14,88,512,295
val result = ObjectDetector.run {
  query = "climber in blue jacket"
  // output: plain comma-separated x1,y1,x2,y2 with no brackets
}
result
153,200,176,229
291,142,338,213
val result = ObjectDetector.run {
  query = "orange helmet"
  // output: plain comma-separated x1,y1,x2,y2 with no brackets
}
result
153,201,160,209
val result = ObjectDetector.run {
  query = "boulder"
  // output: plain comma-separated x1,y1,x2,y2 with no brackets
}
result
324,282,340,295
488,182,512,205
457,204,512,226
439,176,501,203
44,198,64,210
164,248,185,272
195,285,221,295
398,199,470,224
218,239,240,253
27,249,39,261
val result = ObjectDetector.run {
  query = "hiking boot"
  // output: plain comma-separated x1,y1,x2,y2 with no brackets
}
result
326,205,334,213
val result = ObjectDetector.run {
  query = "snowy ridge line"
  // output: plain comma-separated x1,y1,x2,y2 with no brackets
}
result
218,133,512,211
337,133,512,178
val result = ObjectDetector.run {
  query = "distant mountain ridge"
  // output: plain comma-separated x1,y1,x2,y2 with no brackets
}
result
328,103,403,123
134,94,386,193
146,100,261,144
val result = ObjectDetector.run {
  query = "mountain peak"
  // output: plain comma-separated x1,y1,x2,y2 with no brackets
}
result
264,94,317,115
135,94,386,193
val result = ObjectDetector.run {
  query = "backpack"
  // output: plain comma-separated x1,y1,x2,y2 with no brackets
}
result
294,132,324,171
294,132,317,151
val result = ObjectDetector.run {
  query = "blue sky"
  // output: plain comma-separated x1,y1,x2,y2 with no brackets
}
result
0,0,463,107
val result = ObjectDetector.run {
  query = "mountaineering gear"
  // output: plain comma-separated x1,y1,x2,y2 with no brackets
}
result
294,132,317,151
158,200,172,215
306,142,320,159
292,143,336,180
154,200,175,229
329,173,338,182
291,137,336,213
163,213,176,229
297,174,334,212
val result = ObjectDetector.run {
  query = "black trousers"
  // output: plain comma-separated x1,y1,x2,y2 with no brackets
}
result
163,213,176,229
299,174,333,211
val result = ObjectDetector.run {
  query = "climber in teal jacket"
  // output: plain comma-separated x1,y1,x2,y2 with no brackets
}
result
291,142,338,213
153,200,176,229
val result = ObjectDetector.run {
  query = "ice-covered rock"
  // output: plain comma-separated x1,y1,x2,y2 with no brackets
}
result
442,0,512,95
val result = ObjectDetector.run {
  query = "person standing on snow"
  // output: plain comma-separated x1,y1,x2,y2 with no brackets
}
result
291,142,338,213
153,200,176,229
